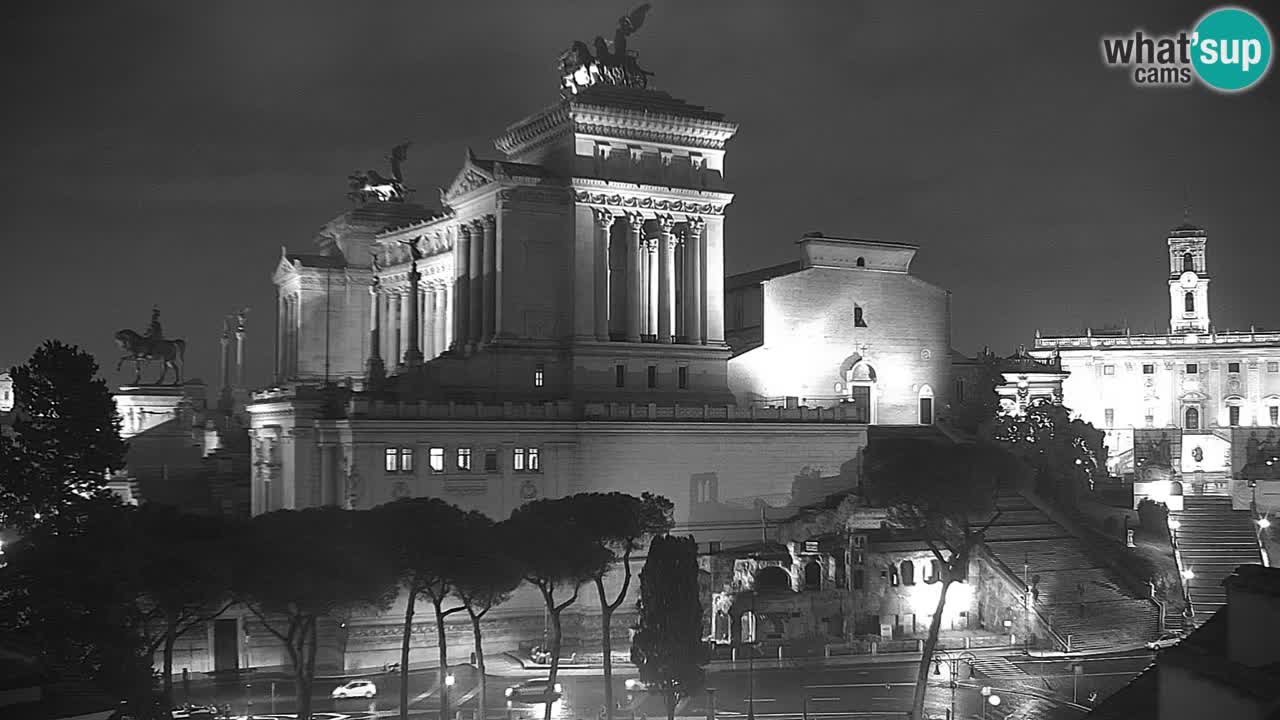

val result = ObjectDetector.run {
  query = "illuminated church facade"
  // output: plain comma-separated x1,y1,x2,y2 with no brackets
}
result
1032,222,1280,496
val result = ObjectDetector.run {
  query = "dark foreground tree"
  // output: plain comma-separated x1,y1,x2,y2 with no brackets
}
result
452,513,524,720
234,508,398,720
992,398,1105,508
631,534,706,720
571,492,674,720
506,498,611,720
863,439,1022,720
0,341,127,531
374,498,470,720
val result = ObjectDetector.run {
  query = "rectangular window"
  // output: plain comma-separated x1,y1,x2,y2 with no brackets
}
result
1103,365,1115,376
1105,408,1115,427
513,447,526,471
399,448,413,472
1230,406,1241,427
853,569,865,590
1270,362,1279,373
385,448,398,473
647,365,657,389
457,448,472,471
1145,410,1154,427
484,450,498,473
429,447,445,473
528,447,540,472
678,366,689,389
1271,406,1278,425
1143,364,1155,374
1228,362,1241,373
615,364,626,388
534,364,545,387
954,379,966,403
1186,363,1198,374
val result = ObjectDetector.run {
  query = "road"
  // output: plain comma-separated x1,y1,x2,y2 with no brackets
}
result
183,651,1152,720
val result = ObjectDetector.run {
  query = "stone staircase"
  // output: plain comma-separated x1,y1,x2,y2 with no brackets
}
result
982,493,1160,652
1172,495,1263,625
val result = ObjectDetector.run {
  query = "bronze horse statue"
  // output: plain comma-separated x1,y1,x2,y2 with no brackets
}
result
114,330,186,385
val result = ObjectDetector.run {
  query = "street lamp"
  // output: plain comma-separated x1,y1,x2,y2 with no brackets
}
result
1181,568,1195,581
932,649,977,720
746,591,757,720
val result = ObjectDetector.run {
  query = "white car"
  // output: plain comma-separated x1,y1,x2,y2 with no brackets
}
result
1146,632,1183,651
331,680,378,699
505,678,562,702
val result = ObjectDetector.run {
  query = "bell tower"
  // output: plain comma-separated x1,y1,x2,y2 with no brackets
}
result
1168,221,1210,334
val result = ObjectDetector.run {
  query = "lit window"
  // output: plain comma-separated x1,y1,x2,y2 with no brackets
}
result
615,364,625,388
528,447,540,472
889,569,900,587
1228,362,1241,373
457,448,472,471
1103,365,1115,375
385,448,398,472
514,448,526,471
429,447,445,473
1186,363,1198,374
1229,406,1241,427
1105,409,1115,427
1143,364,1155,374
399,448,413,472
534,364,545,387
1271,406,1278,425
1145,410,1154,427
678,366,688,389
1270,362,1279,373
647,365,657,389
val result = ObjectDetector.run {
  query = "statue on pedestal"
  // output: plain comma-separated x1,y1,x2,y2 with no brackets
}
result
348,142,412,204
114,306,187,385
559,4,655,96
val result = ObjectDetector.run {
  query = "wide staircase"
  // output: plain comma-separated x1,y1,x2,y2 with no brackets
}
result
1171,495,1264,625
981,493,1160,652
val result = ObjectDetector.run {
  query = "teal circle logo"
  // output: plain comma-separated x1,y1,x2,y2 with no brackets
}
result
1192,7,1273,92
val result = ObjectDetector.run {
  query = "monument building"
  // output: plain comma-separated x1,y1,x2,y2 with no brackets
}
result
223,9,968,674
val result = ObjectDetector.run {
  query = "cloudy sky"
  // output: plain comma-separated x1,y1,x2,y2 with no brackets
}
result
3,1,1277,387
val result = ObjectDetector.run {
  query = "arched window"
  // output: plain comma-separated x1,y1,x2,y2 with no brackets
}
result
900,560,915,586
755,566,791,592
1185,292,1195,313
804,560,822,590
925,559,941,584
854,305,867,328
1185,406,1200,430
918,385,935,425
1183,252,1194,272
856,256,866,267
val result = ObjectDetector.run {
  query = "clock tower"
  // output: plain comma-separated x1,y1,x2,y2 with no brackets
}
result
1168,222,1210,334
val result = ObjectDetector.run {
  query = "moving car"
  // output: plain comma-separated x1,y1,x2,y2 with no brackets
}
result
505,678,563,702
1146,632,1184,651
331,680,378,699
624,678,656,692
170,705,218,719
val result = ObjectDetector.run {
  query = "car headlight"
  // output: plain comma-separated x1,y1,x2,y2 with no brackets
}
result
505,688,514,697
554,683,562,693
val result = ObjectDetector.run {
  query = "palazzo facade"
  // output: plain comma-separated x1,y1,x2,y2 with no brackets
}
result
1032,222,1280,489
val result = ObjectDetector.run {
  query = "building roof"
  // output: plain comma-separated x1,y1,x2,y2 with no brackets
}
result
285,251,347,269
998,345,1063,374
726,261,804,290
1224,563,1280,597
570,84,727,122
1170,222,1206,236
469,157,555,180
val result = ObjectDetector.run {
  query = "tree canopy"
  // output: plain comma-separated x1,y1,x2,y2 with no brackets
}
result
631,534,706,720
992,398,1106,506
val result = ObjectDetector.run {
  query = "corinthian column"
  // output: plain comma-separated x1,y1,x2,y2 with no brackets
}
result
593,208,614,341
481,214,496,343
658,216,676,344
469,219,484,346
685,217,705,345
626,214,644,343
454,225,471,350
367,280,385,384
433,284,447,358
403,257,423,367
646,238,659,338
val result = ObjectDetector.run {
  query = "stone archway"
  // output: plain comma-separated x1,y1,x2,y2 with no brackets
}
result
756,565,791,592
803,560,822,590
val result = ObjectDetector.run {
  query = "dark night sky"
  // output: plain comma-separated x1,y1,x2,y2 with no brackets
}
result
3,1,1278,390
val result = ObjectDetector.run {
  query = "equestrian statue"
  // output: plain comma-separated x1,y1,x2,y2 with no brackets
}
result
114,306,187,385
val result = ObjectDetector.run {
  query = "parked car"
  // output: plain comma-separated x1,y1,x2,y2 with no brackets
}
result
505,678,563,702
331,680,378,699
170,705,218,719
1146,632,1184,651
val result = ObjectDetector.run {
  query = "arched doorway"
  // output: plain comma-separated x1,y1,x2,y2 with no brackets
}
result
1185,406,1200,430
756,565,791,592
918,385,934,425
804,560,822,590
836,354,878,423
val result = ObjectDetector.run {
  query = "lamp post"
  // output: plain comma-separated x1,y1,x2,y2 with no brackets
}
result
932,649,978,720
747,591,757,720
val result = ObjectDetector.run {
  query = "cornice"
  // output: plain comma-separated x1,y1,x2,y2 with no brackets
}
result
571,180,732,216
495,104,573,156
571,104,738,150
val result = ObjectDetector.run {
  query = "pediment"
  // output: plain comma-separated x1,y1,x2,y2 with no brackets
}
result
1179,390,1209,402
273,247,298,283
442,150,496,202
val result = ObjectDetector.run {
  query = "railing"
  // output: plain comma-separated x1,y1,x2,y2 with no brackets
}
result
339,397,872,423
978,543,1070,652
1036,329,1280,350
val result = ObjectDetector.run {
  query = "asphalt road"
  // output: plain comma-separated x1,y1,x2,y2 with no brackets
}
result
183,651,1152,720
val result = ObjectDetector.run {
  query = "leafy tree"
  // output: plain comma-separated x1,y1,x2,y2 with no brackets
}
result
630,534,706,720
233,508,398,720
992,398,1105,508
452,513,524,720
568,492,674,720
374,498,470,720
862,438,1021,720
0,498,162,718
0,341,127,531
506,498,611,720
134,505,237,708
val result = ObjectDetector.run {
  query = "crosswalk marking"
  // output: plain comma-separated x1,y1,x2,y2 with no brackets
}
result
969,656,1029,680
